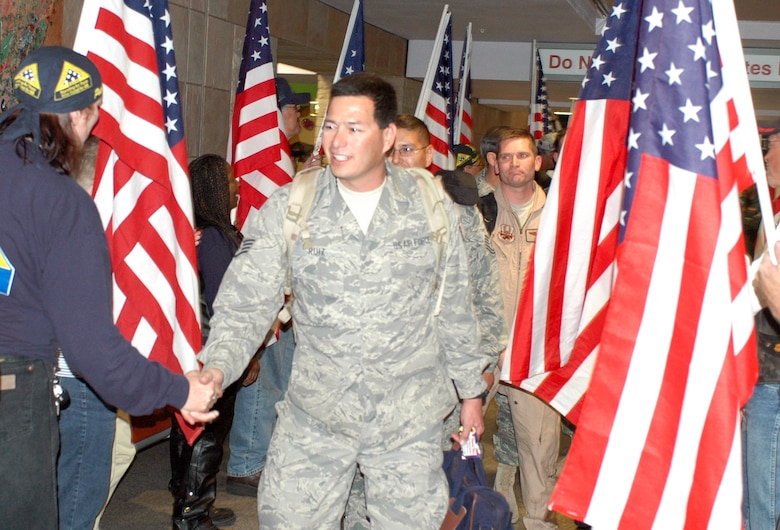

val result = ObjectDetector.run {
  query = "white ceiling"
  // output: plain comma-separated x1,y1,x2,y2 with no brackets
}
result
315,0,780,44
279,1,780,117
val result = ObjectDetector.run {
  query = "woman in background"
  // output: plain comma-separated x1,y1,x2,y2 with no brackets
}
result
169,154,251,530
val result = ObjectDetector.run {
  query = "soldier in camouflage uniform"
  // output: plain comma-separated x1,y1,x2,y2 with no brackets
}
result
474,125,509,197
342,115,508,530
198,73,489,529
388,115,506,448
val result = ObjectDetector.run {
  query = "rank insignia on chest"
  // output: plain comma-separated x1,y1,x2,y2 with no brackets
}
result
497,224,515,242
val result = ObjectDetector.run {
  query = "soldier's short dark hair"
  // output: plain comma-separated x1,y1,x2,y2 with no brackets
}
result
480,125,510,160
330,73,397,129
393,114,430,144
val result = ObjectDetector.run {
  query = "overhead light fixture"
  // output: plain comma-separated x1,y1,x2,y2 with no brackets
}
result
276,63,317,75
566,0,609,34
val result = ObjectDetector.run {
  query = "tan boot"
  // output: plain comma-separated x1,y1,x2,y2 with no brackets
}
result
493,463,520,524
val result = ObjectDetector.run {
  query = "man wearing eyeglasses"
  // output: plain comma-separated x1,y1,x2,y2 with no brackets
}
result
388,114,434,169
387,117,505,410
487,127,562,530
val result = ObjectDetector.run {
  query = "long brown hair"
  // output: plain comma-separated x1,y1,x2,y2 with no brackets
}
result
0,109,83,175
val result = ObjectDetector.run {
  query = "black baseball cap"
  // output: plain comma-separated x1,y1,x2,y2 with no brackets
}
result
275,77,310,109
1,46,103,144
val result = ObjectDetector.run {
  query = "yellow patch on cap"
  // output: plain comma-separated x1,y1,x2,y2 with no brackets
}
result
456,153,471,166
13,63,41,99
54,61,94,101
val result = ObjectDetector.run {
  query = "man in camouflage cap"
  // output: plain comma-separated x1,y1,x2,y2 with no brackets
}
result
198,73,489,528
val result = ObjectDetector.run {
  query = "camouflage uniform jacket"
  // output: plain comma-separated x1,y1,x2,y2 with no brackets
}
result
474,167,495,198
490,182,546,324
199,161,489,432
457,203,507,373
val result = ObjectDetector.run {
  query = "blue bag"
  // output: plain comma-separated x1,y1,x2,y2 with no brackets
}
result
440,449,513,530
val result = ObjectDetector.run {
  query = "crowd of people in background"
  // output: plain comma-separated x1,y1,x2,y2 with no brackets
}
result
3,43,780,530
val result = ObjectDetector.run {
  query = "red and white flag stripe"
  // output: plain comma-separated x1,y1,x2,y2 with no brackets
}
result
504,97,627,421
544,0,761,527
229,0,294,229
415,5,454,174
74,0,201,378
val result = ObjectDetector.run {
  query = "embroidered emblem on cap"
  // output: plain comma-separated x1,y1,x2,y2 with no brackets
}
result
14,63,41,99
54,61,94,101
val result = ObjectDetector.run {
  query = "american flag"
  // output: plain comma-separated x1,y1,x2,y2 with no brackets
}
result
313,0,365,155
502,1,639,420
229,0,293,229
335,0,365,81
454,23,473,145
514,0,759,527
73,0,202,438
415,6,453,174
529,47,552,141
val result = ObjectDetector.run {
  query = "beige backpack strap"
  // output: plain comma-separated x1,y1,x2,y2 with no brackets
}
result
281,166,323,314
407,167,450,316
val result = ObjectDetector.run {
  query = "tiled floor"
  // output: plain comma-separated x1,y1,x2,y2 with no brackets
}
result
100,400,579,529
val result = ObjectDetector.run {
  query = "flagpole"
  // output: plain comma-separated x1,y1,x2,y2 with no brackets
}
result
314,0,362,155
415,5,450,119
528,39,538,130
710,4,775,261
334,0,361,84
454,22,472,143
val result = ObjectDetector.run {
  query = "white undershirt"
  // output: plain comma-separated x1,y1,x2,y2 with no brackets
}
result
511,196,535,227
337,179,386,234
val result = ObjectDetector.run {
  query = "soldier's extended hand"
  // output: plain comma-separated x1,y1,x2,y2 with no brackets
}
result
180,371,221,424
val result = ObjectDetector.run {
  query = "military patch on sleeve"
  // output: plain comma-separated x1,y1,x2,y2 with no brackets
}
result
235,237,255,257
54,61,95,101
0,246,16,296
13,63,41,99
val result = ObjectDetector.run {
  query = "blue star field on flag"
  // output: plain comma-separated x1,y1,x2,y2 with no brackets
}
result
237,0,273,94
433,16,454,150
581,1,723,236
339,0,365,78
625,1,721,186
127,0,185,150
535,48,551,136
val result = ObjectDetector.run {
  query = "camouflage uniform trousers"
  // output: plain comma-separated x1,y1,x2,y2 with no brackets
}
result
258,398,449,529
493,390,520,466
343,399,485,530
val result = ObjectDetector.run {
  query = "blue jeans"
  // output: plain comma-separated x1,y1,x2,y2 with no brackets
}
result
0,356,59,530
743,383,780,530
57,376,116,530
228,326,294,477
